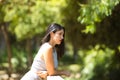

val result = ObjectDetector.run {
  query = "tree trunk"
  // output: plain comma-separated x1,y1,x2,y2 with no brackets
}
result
1,26,12,78
73,45,78,62
26,39,33,67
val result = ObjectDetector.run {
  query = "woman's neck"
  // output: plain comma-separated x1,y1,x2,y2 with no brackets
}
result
48,40,55,47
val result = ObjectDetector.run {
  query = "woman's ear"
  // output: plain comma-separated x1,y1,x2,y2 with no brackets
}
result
50,32,54,37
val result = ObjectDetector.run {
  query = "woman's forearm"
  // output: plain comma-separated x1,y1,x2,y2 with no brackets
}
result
37,69,70,79
48,69,70,77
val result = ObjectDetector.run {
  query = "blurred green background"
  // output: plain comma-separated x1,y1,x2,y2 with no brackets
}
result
0,0,120,80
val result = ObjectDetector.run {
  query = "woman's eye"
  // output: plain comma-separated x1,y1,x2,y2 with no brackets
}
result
59,33,63,36
59,33,62,35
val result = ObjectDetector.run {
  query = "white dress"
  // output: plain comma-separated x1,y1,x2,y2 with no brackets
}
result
21,43,63,80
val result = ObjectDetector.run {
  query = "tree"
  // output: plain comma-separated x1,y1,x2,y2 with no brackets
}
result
78,1,120,80
0,0,65,77
61,0,94,61
78,0,120,33
0,1,13,78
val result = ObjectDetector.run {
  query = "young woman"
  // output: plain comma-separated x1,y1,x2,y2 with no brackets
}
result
21,23,70,80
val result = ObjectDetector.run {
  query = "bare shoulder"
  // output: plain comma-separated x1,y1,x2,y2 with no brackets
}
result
40,43,53,52
40,43,53,60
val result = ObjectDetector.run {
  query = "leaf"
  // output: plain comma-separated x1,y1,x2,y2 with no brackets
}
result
82,24,96,34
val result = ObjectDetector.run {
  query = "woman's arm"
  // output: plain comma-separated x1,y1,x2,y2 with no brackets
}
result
43,46,70,76
36,70,70,79
54,69,70,76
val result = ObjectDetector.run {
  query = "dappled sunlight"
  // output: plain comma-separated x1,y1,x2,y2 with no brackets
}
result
62,64,81,80
68,64,81,72
1,0,120,80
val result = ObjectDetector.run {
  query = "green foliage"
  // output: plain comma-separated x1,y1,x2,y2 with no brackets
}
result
61,0,85,49
78,0,120,33
61,44,116,80
0,45,27,72
82,24,96,34
0,49,8,68
1,0,64,40
11,46,27,72
80,45,114,80
1,1,120,80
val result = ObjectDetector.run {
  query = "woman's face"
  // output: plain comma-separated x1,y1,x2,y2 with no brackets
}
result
52,29,64,45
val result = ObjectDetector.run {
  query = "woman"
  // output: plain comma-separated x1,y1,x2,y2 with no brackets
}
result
21,23,70,80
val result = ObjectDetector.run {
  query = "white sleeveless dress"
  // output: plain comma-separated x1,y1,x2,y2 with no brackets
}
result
21,43,63,80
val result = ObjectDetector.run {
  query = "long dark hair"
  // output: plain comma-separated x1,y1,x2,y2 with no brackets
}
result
41,23,65,60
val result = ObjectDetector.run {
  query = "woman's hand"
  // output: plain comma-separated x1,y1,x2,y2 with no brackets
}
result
36,71,48,79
